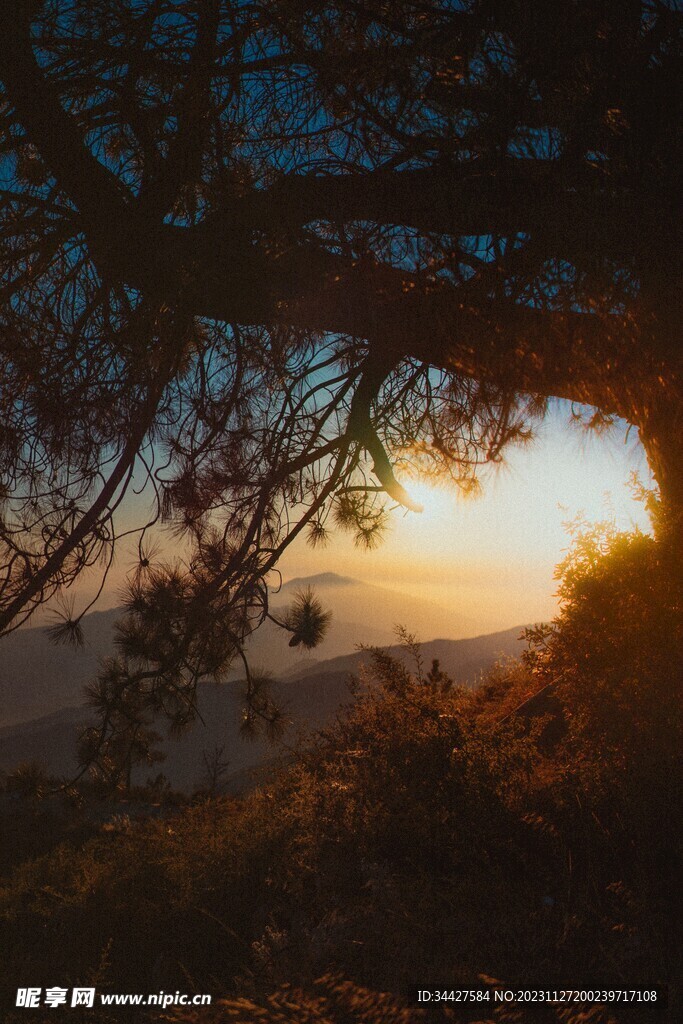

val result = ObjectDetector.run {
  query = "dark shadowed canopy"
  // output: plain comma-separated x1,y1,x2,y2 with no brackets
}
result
0,0,680,652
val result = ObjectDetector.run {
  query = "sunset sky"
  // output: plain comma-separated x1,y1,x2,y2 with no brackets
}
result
77,399,654,640
276,401,653,635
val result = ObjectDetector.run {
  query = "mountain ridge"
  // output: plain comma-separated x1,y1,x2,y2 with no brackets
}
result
0,572,487,728
278,572,356,590
0,626,529,793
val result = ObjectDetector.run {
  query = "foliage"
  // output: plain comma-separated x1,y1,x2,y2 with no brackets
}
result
3,760,53,802
524,515,682,758
283,588,333,651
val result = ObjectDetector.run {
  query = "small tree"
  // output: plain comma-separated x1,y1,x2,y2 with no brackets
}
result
79,659,166,795
199,745,231,797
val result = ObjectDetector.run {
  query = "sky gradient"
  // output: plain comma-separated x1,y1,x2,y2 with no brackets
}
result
275,401,653,636
60,399,656,642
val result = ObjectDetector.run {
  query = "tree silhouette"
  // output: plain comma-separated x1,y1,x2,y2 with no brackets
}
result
0,0,679,653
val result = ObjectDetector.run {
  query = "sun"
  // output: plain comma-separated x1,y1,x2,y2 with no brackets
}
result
404,480,459,522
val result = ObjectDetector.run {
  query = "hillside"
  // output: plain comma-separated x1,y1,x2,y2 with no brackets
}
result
0,626,527,793
0,607,119,728
0,573,476,728
284,624,526,682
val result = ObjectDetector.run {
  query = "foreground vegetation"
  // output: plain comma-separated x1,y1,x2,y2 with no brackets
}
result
1,521,680,1022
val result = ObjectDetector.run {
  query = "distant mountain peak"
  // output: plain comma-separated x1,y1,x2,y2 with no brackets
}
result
279,572,357,591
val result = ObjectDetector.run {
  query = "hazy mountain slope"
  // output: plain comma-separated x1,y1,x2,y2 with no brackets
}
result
275,572,476,642
286,625,527,683
0,672,354,794
0,573,468,728
0,608,119,728
236,613,390,680
0,628,527,793
0,707,90,780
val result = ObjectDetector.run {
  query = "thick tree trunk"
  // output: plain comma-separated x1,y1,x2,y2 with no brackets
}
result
638,395,683,548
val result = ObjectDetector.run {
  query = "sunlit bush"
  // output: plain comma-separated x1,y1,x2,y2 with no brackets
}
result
525,515,681,761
